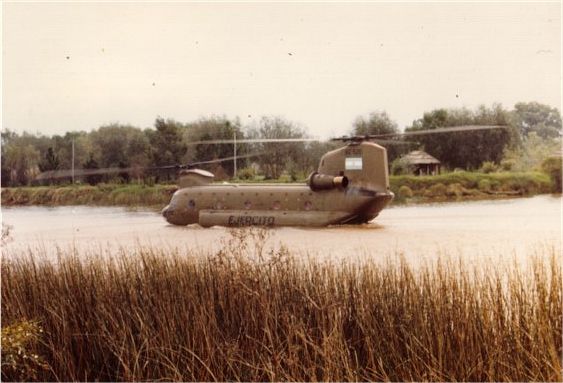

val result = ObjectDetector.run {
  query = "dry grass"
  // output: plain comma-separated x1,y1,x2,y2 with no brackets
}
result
1,230,561,381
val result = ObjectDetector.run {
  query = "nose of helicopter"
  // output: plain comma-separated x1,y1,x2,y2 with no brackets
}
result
161,205,172,222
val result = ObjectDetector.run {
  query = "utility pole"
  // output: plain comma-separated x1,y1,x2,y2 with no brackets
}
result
233,132,237,179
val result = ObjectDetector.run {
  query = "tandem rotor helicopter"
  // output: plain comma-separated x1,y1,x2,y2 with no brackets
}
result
36,125,506,228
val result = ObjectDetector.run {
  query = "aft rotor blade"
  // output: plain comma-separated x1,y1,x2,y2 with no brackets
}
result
331,136,417,145
187,138,319,145
371,139,417,145
371,125,508,139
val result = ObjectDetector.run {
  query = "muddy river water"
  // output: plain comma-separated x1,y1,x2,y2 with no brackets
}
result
2,195,561,266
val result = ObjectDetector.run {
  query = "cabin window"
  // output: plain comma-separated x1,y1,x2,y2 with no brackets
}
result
304,201,312,211
272,201,281,210
188,200,196,209
345,157,362,170
244,200,252,209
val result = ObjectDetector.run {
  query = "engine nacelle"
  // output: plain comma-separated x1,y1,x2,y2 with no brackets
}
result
178,169,214,188
307,172,349,191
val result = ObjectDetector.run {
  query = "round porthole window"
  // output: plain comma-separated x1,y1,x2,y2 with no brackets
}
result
188,199,196,209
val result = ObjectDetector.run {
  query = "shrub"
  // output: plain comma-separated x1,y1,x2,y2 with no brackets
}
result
478,179,492,192
480,161,498,173
500,158,515,171
541,156,562,193
237,167,255,180
277,173,293,183
423,182,447,198
398,185,413,199
446,183,466,197
143,176,156,187
1,223,13,245
1,320,48,381
391,158,410,175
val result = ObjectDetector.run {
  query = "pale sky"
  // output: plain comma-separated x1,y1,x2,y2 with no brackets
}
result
2,2,561,139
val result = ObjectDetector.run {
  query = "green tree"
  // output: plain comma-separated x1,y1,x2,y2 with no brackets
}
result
126,130,151,182
147,118,188,167
90,124,148,168
3,142,40,186
352,111,404,162
503,132,560,172
82,153,103,185
1,129,17,186
184,116,244,177
51,132,92,172
512,102,562,139
89,124,151,182
300,141,341,177
247,117,307,179
38,147,60,172
352,111,398,136
406,104,515,170
541,156,562,192
2,131,56,186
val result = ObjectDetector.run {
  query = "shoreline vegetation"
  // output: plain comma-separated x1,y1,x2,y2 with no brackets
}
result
0,171,553,208
1,230,561,381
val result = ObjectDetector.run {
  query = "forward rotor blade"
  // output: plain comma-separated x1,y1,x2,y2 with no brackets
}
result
189,152,265,166
35,167,141,181
35,152,267,181
187,138,319,145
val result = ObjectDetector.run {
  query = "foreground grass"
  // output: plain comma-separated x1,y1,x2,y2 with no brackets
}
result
1,171,553,207
1,231,561,381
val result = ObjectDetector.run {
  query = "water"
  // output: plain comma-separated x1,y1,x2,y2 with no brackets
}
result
2,195,561,265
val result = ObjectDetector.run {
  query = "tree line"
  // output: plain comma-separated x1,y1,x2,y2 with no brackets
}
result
1,102,561,187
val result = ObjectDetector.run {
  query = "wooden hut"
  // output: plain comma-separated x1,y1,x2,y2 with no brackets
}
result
402,150,441,176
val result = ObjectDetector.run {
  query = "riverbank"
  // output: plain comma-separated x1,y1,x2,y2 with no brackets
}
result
1,184,177,208
1,171,552,208
2,234,561,381
391,171,552,203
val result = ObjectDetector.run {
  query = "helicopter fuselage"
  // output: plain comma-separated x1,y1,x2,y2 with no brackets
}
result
162,184,393,227
162,140,394,227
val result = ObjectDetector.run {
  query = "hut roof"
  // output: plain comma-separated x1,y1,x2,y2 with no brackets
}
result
402,150,441,165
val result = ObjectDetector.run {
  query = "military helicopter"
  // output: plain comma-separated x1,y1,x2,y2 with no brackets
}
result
162,125,507,227
35,125,507,228
163,136,392,227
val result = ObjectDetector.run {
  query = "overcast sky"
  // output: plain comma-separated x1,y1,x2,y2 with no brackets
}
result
2,2,561,139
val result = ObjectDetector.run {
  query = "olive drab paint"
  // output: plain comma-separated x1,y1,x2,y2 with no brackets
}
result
161,140,394,227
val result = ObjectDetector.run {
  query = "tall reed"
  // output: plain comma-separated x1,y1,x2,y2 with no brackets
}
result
2,231,561,381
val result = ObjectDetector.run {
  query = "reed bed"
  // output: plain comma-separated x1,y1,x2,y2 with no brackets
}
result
1,230,561,381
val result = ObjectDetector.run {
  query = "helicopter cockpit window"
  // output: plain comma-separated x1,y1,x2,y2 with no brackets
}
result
345,157,362,170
